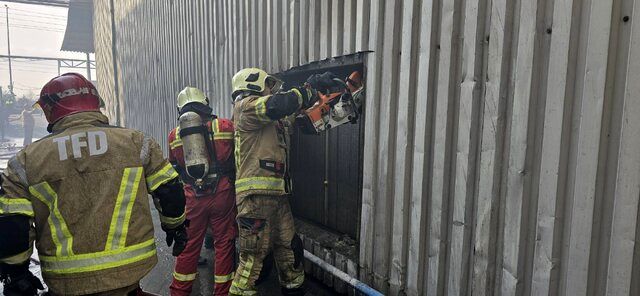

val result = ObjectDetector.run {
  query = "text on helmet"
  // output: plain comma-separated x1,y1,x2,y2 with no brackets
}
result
55,87,99,100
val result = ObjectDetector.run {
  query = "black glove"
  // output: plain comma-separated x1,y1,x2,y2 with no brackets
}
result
305,72,344,95
163,219,189,256
0,261,45,296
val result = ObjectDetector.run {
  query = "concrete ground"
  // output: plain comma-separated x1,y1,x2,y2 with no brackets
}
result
142,201,339,295
0,199,339,296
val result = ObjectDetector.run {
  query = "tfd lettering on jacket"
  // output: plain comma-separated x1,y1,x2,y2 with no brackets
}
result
52,131,109,161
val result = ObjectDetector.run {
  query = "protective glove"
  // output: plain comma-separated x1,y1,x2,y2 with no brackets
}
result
163,219,190,256
305,72,344,95
0,261,45,296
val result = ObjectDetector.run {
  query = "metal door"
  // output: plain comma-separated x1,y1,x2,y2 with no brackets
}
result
276,54,366,240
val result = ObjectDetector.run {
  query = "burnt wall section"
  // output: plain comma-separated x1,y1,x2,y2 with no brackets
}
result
278,56,365,240
94,0,640,295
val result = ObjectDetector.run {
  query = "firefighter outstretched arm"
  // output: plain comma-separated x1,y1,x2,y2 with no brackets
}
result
264,87,315,120
238,71,345,129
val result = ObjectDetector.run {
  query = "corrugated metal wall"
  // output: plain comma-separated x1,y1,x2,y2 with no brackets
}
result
93,0,640,295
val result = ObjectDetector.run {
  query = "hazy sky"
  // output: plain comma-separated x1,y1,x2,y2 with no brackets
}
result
0,1,94,100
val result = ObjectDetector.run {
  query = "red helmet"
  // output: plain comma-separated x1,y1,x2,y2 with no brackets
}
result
37,73,102,123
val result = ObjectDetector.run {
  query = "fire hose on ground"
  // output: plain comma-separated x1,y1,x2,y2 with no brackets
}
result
303,250,384,296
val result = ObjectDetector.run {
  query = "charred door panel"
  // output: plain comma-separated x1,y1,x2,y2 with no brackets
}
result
289,132,326,224
277,54,365,240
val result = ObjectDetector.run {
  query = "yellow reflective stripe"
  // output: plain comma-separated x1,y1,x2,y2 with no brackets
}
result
0,196,34,217
173,271,197,282
119,168,143,248
215,273,234,284
106,168,131,249
230,254,258,295
170,139,183,149
237,254,254,289
212,119,234,138
234,132,241,171
160,212,185,229
214,132,234,140
174,121,231,147
254,96,271,122
290,88,304,107
1,246,32,264
40,238,156,274
229,285,258,296
147,163,178,192
106,167,143,250
213,119,220,133
235,177,285,193
29,182,74,257
170,127,183,149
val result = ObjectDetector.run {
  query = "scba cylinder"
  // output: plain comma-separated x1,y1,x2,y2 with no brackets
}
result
178,111,210,183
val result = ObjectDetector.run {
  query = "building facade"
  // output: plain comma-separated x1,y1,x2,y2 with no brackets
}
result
94,0,640,295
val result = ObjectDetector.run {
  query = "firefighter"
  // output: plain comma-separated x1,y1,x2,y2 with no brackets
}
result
168,87,237,296
229,68,341,295
0,73,188,296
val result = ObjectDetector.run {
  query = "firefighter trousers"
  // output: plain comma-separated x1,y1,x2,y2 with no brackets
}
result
229,195,304,295
170,188,238,296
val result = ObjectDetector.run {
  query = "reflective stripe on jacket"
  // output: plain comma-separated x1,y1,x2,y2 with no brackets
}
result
232,95,294,199
0,112,179,295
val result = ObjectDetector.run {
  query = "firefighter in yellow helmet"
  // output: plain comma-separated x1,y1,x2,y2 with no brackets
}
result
229,68,341,295
0,73,188,295
167,87,237,295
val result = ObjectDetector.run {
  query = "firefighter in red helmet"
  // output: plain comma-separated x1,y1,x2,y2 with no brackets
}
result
0,73,188,295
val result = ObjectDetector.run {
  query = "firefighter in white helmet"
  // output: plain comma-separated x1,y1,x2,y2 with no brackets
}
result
229,68,341,295
168,87,237,295
0,73,188,295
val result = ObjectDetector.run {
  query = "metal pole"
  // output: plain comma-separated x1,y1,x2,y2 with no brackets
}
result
4,5,13,95
57,60,61,75
0,86,4,140
304,250,384,296
85,52,91,80
109,0,121,126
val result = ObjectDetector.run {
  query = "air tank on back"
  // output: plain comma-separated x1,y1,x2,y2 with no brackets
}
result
178,111,209,185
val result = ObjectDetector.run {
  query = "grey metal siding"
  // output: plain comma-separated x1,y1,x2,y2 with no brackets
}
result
94,0,640,295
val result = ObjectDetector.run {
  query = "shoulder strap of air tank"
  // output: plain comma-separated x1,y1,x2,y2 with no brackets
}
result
205,119,218,168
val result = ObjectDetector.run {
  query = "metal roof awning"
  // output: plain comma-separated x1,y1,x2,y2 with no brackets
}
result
61,0,93,53
1,0,69,7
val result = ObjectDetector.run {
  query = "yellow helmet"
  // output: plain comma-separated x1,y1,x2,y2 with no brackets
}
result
177,86,208,112
231,68,283,100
